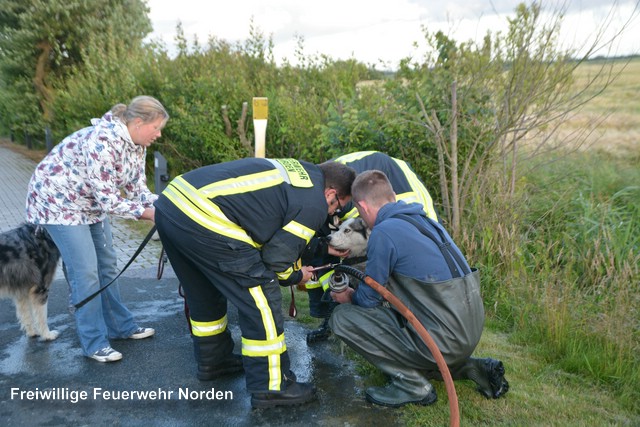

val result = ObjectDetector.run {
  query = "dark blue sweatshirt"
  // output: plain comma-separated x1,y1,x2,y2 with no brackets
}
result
352,201,470,308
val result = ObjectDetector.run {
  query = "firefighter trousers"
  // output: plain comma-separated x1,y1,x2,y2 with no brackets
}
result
155,209,291,393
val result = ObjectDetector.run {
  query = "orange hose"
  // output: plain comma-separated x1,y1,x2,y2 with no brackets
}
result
363,275,460,427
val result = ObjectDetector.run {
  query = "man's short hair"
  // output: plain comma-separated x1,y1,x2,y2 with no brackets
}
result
318,161,356,198
352,170,395,205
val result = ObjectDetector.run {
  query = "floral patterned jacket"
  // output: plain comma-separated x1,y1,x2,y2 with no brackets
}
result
26,112,157,225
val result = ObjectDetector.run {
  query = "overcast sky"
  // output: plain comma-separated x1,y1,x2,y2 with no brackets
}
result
146,0,640,69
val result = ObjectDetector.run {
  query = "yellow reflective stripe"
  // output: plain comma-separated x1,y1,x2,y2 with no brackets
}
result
305,280,322,290
241,334,286,356
164,178,259,248
282,221,314,243
392,158,438,221
248,286,278,340
335,151,376,163
319,271,333,292
277,259,301,281
190,315,228,337
397,191,420,205
276,266,294,281
247,286,282,390
340,207,359,220
199,169,283,196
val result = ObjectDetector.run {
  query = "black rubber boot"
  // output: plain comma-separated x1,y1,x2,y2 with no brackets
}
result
365,383,437,408
440,357,509,399
192,334,244,381
251,375,317,409
476,358,509,398
364,360,437,408
306,317,332,345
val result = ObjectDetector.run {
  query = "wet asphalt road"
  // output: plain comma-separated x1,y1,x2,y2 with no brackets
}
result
0,267,403,427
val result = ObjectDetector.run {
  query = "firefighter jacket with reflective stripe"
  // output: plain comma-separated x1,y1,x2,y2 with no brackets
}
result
334,151,438,221
154,158,328,285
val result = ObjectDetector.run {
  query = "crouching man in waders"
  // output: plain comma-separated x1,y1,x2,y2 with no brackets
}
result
154,158,355,408
329,170,509,407
302,150,439,344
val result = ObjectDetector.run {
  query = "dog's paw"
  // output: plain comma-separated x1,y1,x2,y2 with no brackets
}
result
39,330,60,341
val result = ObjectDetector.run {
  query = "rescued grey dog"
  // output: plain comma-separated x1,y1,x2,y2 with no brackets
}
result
0,223,60,340
326,217,370,259
326,217,370,288
305,217,371,344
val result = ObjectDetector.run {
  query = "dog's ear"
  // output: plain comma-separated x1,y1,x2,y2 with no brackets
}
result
355,217,372,237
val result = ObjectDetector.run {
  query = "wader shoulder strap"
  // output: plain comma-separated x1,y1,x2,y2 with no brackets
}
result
391,214,471,278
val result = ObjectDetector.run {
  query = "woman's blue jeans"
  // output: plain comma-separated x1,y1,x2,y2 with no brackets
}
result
43,219,138,356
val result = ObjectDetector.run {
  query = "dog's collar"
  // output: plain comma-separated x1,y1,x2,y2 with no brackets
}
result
342,256,367,266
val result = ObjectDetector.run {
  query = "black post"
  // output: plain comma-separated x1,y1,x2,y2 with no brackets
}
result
152,151,170,242
25,131,32,149
153,151,170,194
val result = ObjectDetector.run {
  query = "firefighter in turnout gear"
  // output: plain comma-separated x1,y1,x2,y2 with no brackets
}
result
302,151,439,343
154,158,356,408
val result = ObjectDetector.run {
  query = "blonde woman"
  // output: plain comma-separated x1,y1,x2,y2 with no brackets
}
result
26,96,168,362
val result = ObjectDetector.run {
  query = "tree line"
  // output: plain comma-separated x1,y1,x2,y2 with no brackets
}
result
1,1,634,233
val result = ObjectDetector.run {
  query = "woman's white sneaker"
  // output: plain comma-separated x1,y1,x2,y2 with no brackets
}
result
90,347,123,363
129,327,155,339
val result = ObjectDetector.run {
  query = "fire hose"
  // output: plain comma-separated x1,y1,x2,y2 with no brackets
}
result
333,264,460,427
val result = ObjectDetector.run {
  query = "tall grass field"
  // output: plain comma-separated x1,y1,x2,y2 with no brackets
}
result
411,57,639,426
